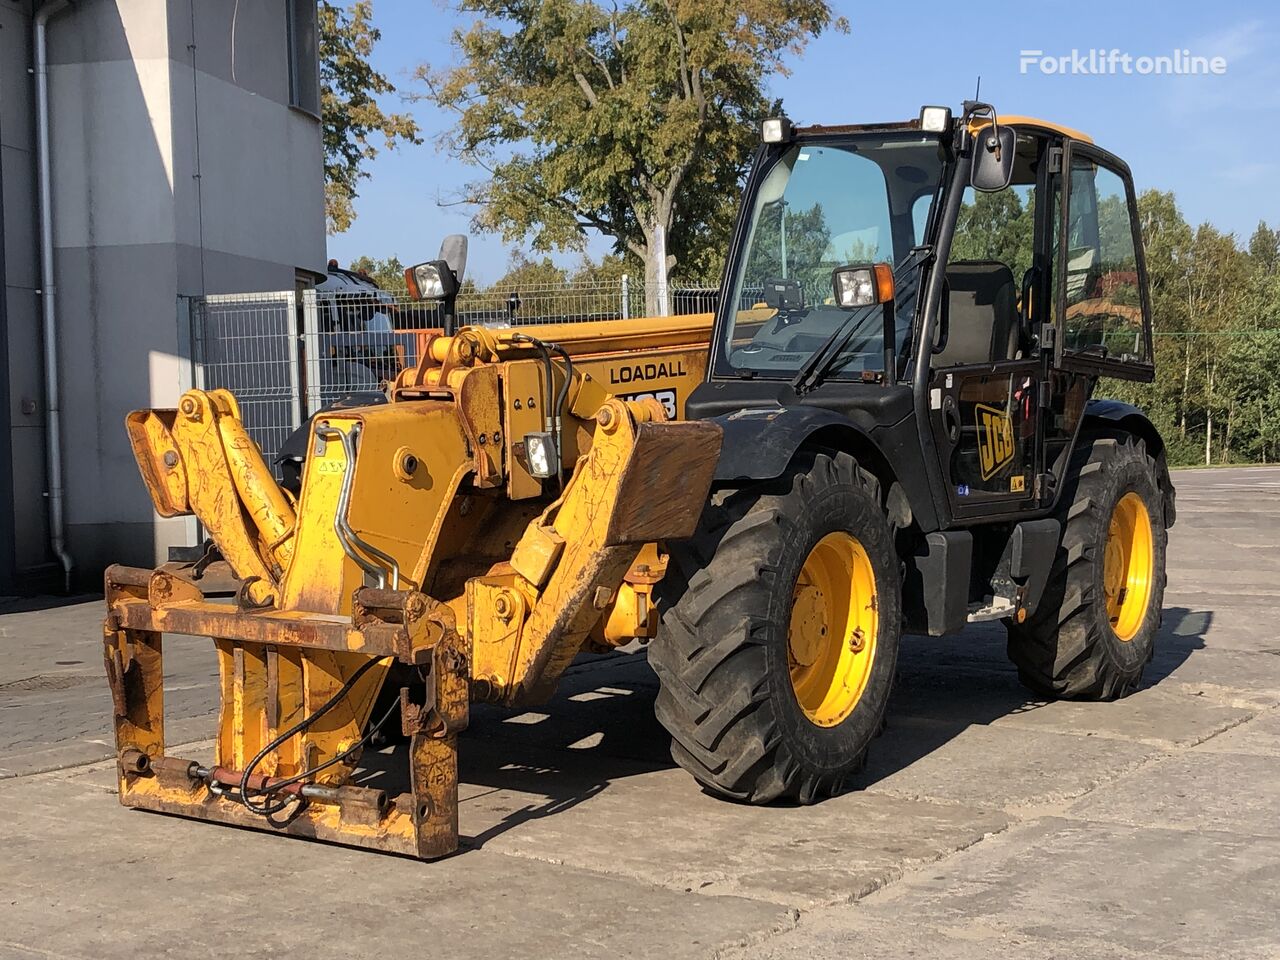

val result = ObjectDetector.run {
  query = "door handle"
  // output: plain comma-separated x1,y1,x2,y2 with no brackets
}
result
942,396,961,444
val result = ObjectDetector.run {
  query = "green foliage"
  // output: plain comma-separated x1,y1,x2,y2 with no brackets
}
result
745,201,833,302
320,2,420,234
1098,194,1280,466
415,0,845,311
346,254,407,293
448,252,644,320
951,188,1036,282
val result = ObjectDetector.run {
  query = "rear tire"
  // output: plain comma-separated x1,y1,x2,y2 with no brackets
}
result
651,449,901,804
1007,434,1167,699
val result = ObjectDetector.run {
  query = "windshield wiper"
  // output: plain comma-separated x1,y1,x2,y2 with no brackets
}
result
790,246,934,396
790,306,880,394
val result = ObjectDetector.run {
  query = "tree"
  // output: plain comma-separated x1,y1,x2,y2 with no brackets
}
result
950,189,1036,281
347,254,407,293
416,0,846,315
1248,222,1280,275
320,2,420,233
1102,190,1191,456
743,201,833,303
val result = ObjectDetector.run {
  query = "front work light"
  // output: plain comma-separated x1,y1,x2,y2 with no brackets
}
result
761,116,794,144
404,259,458,301
523,431,558,479
919,105,952,133
832,263,895,309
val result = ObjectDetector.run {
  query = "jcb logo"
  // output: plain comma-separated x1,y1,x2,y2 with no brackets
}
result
976,403,1015,480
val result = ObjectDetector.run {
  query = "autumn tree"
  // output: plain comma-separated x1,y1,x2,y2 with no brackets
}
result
321,2,420,233
416,0,846,314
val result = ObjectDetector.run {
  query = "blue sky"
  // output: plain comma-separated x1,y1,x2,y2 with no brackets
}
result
327,0,1280,283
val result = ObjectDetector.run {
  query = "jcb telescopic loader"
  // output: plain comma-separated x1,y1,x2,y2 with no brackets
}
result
106,102,1174,857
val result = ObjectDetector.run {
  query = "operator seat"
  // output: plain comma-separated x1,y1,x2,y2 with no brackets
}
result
936,261,1020,366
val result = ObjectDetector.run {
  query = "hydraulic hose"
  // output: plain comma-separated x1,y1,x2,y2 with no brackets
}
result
236,655,391,815
512,334,573,490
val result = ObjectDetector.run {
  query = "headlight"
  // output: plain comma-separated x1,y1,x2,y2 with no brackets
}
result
403,259,458,301
523,431,557,479
412,263,446,299
761,116,793,144
919,105,952,133
832,263,896,309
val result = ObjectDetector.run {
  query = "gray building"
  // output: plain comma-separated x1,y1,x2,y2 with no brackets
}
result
0,0,326,592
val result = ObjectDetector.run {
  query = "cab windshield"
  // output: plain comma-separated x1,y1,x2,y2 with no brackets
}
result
720,134,947,379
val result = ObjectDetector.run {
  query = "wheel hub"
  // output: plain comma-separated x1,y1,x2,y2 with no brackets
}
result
786,532,878,728
1103,492,1154,641
789,581,827,667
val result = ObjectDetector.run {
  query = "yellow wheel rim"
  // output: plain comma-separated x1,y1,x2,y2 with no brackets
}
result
787,532,878,727
1103,492,1154,641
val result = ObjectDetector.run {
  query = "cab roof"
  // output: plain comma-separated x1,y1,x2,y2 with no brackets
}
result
794,115,1094,145
979,115,1094,144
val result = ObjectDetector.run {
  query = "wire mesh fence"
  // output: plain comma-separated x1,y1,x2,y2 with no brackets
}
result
191,277,718,472
191,292,302,466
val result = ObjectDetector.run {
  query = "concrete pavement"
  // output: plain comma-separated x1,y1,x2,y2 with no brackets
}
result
2,465,1278,959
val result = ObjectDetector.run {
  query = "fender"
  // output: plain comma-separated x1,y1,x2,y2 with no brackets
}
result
276,391,389,494
709,405,877,484
1082,399,1176,527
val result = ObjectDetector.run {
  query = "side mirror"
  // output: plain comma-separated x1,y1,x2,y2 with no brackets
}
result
971,123,1016,192
438,234,468,285
831,263,894,309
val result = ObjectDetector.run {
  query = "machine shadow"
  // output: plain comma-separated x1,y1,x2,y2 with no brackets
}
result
354,607,1211,843
0,592,103,614
353,650,675,849
847,605,1210,789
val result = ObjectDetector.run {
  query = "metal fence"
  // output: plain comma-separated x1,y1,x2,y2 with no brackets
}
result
191,291,302,466
191,278,718,472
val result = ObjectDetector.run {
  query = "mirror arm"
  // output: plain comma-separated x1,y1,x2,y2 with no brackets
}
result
442,282,458,336
882,300,897,386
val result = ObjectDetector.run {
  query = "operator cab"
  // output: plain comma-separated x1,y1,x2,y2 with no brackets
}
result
694,103,1155,531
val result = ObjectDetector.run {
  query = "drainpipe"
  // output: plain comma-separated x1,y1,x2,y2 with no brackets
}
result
34,0,74,591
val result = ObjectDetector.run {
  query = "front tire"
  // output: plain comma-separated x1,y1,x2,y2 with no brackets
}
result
1007,434,1167,699
651,449,901,804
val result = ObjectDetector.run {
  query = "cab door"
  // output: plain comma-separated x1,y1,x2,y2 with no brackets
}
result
1041,141,1155,489
926,129,1058,521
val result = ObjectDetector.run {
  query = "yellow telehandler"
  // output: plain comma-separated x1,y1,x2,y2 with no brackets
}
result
105,103,1174,857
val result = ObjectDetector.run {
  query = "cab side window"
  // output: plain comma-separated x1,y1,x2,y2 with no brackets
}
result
1058,157,1149,364
951,183,1037,284
933,134,1043,371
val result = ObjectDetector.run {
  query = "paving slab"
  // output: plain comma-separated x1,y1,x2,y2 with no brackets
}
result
1065,750,1280,836
1193,707,1280,756
738,817,1280,960
1157,600,1280,651
724,913,1156,960
882,656,1254,750
1148,649,1280,710
989,684,1254,748
455,737,1009,908
856,718,1161,811
0,767,786,960
0,598,220,779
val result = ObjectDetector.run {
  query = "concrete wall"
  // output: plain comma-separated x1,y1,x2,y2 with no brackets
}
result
0,0,324,590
